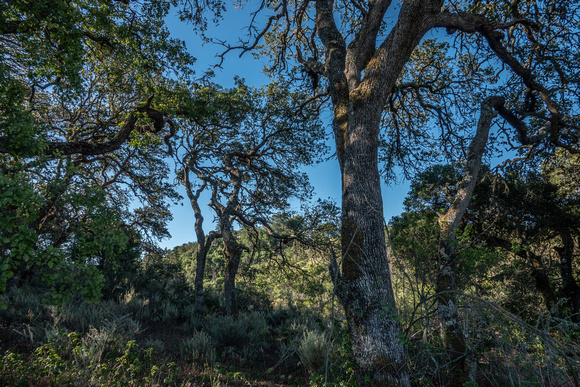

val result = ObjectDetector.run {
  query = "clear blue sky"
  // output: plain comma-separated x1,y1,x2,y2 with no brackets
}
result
158,5,410,250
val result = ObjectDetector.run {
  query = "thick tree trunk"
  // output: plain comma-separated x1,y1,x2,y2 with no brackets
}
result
314,1,446,384
331,108,409,386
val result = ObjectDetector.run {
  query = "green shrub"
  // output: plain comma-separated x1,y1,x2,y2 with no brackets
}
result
297,329,327,373
181,330,216,366
144,338,166,353
0,286,44,325
208,311,268,361
153,299,180,322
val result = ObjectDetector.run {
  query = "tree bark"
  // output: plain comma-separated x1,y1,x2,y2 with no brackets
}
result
557,229,580,319
209,166,244,317
337,107,410,386
220,216,242,317
192,229,220,314
435,96,503,386
181,168,223,314
316,1,446,385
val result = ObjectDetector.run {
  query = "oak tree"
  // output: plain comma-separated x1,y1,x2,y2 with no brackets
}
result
175,82,325,315
0,0,194,300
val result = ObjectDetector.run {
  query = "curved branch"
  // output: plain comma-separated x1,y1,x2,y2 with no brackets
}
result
43,96,168,157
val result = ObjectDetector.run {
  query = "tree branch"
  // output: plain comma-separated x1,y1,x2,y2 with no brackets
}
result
42,96,168,157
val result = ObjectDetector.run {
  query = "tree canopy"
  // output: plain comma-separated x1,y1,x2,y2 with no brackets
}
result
0,0,194,300
1,1,580,386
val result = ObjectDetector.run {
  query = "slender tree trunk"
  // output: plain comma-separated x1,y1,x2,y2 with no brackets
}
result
221,223,242,317
181,170,222,315
193,242,208,313
193,231,220,314
435,239,469,386
557,230,580,319
435,96,503,386
208,155,244,317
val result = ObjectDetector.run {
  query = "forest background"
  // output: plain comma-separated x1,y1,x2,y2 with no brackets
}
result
1,0,579,386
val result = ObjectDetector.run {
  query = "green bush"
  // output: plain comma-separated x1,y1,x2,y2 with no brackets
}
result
297,329,327,373
208,311,269,361
0,286,44,325
0,334,176,386
180,330,216,366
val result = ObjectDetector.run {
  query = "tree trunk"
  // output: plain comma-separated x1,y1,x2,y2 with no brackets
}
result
193,240,208,313
222,225,242,317
557,230,580,319
435,96,503,386
207,156,244,317
193,231,219,314
331,106,409,386
314,1,447,384
435,240,469,386
181,171,221,315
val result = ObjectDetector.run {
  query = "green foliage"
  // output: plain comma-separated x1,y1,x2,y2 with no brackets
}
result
297,329,327,373
180,330,216,366
0,336,173,387
389,162,580,384
1,0,195,302
132,251,195,321
208,311,269,361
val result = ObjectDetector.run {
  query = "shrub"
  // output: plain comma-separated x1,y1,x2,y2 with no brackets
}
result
208,311,269,361
297,329,327,373
181,330,216,366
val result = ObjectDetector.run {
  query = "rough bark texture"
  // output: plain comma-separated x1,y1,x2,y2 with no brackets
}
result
316,1,446,385
234,0,575,383
222,220,242,318
340,108,409,386
435,96,503,386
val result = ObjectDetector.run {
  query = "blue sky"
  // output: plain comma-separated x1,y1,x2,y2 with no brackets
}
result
158,6,410,250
